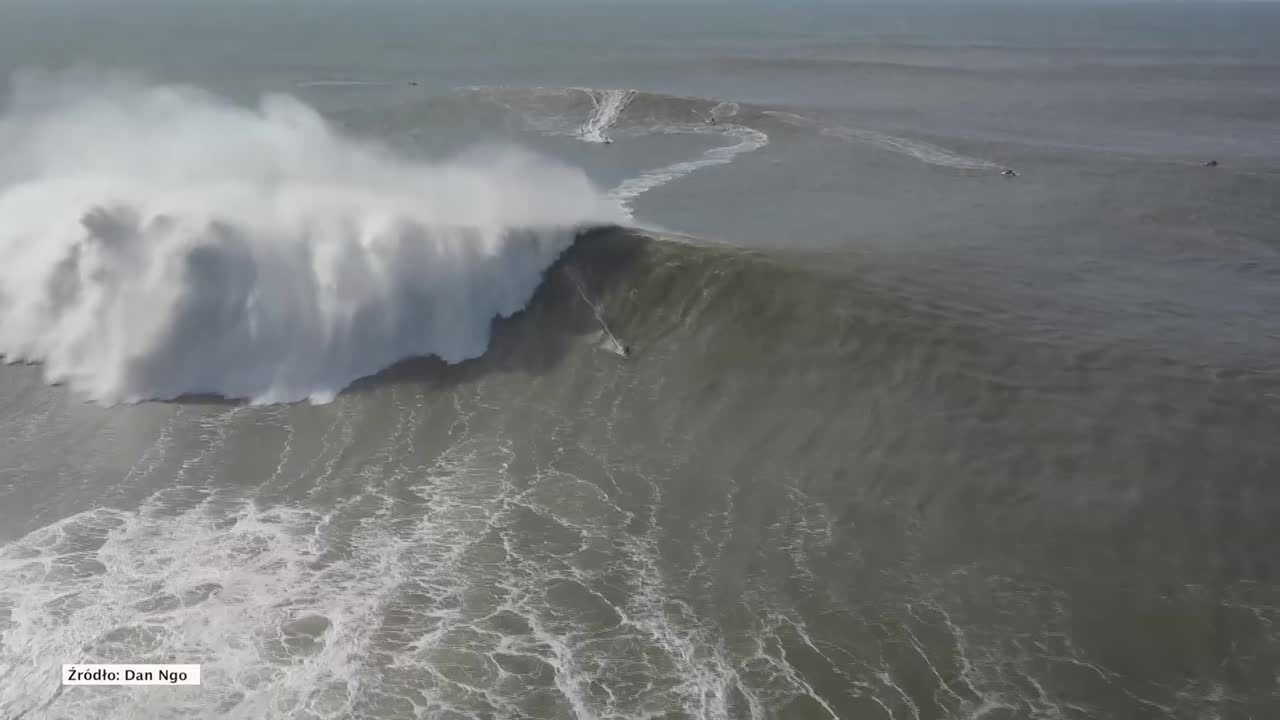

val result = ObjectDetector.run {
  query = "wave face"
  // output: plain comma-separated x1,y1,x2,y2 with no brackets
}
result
0,72,623,405
1,229,1279,720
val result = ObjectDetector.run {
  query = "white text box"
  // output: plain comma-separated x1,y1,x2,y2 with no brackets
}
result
63,664,201,686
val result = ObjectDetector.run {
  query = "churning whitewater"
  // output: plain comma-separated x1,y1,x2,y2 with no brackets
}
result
0,73,623,405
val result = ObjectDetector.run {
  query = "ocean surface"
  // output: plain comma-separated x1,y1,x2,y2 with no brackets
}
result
2,2,1280,718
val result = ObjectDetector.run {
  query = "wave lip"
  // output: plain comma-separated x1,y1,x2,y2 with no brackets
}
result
0,71,624,405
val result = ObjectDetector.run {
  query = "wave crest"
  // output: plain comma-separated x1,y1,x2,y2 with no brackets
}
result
0,71,624,404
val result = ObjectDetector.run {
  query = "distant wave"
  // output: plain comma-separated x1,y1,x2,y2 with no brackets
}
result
0,70,623,405
822,127,1002,171
296,80,396,88
708,101,741,121
578,88,635,143
475,85,1004,218
471,87,769,216
764,111,1003,171
709,55,986,77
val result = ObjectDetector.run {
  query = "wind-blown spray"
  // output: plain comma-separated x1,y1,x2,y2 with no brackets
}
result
0,71,624,404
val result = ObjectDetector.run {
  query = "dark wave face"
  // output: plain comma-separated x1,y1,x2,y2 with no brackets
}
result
4,227,1279,718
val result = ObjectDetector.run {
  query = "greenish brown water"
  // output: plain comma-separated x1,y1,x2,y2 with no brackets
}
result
2,3,1280,718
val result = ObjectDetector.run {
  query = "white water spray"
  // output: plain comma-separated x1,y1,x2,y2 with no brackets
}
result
579,89,636,144
0,71,624,405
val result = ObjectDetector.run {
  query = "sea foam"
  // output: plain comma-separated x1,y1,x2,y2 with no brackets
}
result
0,71,623,404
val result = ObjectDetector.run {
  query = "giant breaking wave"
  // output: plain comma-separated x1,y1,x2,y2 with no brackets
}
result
0,72,624,404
